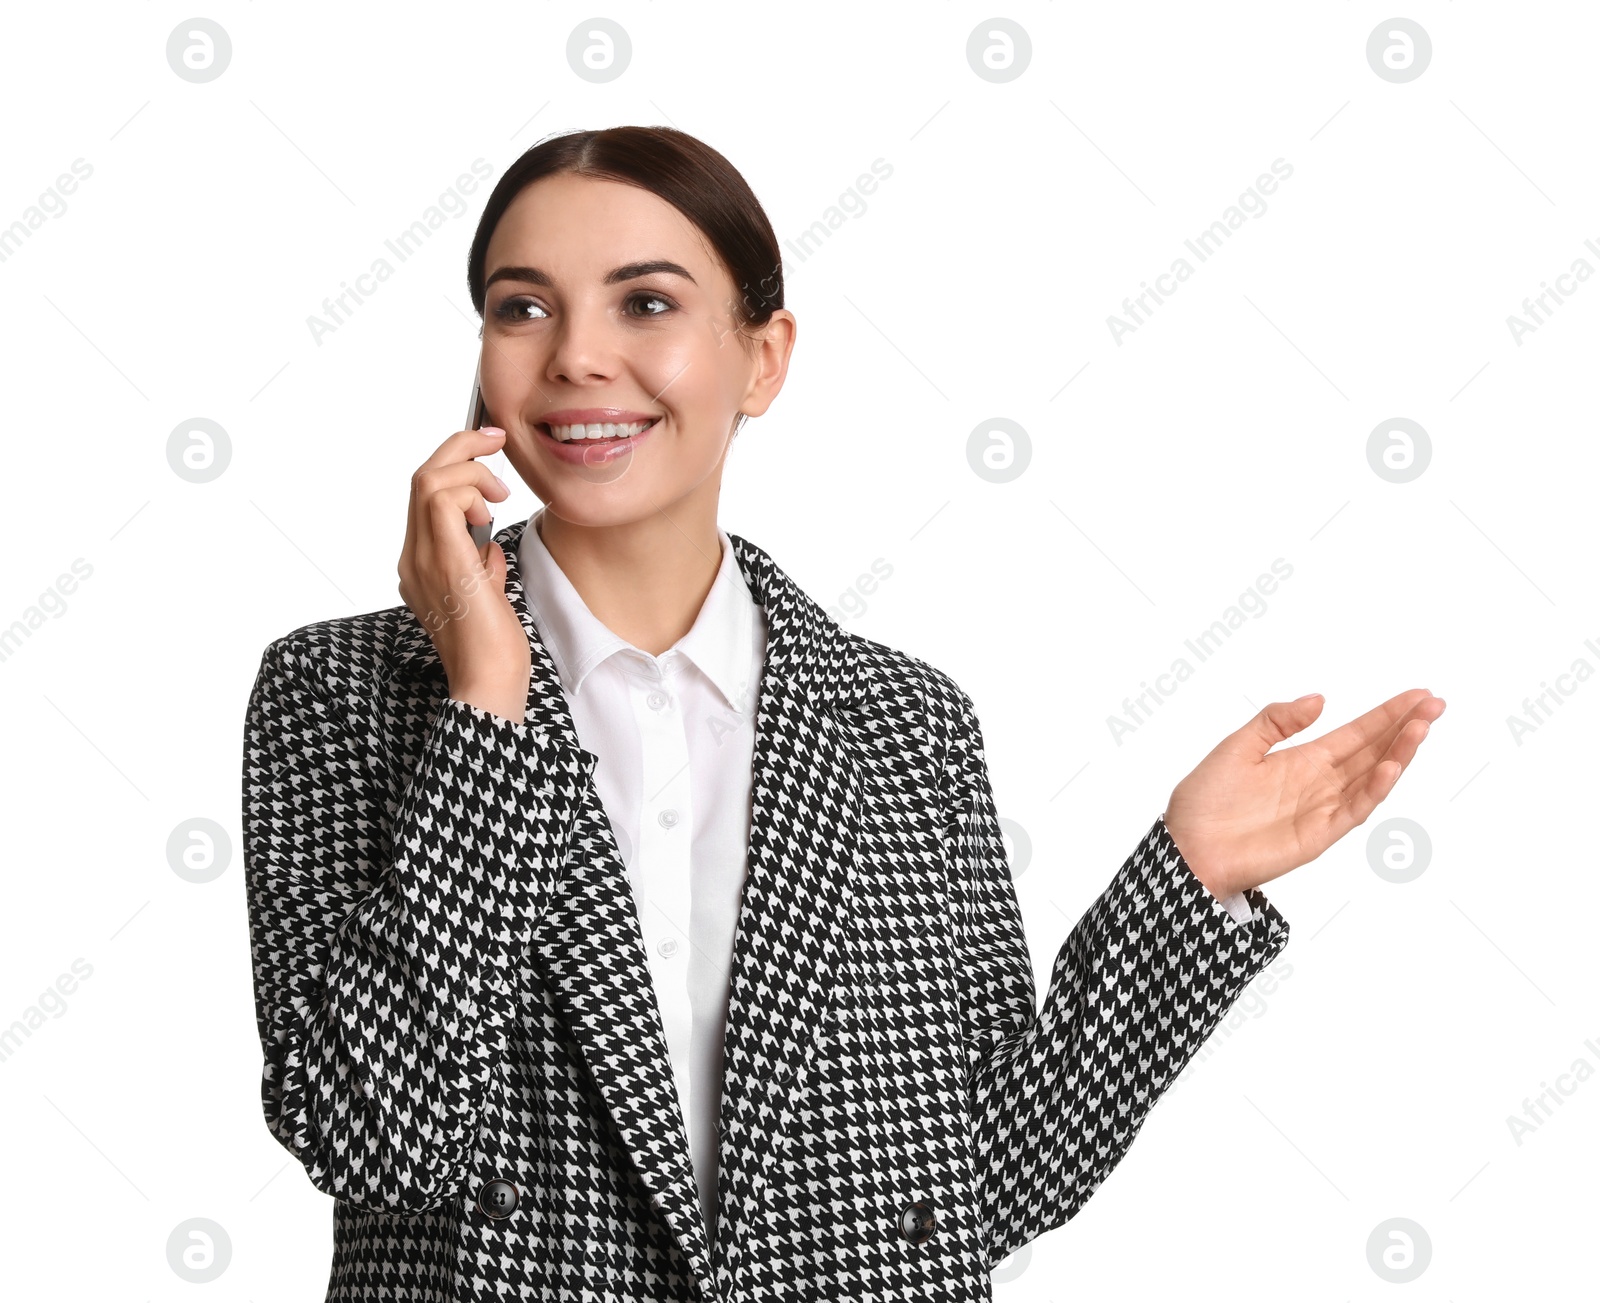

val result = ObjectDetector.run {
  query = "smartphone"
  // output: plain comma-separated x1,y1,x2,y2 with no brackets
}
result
465,355,512,549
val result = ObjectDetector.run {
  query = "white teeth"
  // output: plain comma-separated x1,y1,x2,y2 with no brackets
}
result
548,419,657,442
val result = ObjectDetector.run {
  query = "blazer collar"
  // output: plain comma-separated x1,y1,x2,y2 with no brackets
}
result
514,505,759,717
390,512,858,719
391,514,864,1300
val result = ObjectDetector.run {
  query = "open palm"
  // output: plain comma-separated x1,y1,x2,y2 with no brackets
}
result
1163,688,1446,901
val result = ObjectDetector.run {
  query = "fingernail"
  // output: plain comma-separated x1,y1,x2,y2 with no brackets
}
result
494,475,509,493
483,426,505,438
1295,692,1322,702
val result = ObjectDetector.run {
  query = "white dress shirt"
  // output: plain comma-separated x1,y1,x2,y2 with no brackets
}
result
518,506,765,1246
515,506,1255,1243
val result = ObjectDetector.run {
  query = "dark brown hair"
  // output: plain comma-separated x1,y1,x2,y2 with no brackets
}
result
466,126,785,358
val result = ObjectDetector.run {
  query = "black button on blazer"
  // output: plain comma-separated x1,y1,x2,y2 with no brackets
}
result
241,515,1289,1302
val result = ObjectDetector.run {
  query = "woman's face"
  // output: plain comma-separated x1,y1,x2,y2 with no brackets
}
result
479,172,793,527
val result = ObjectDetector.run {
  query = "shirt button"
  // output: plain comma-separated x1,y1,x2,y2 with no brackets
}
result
657,809,679,829
647,690,669,711
898,1199,936,1244
659,937,679,958
477,1179,519,1219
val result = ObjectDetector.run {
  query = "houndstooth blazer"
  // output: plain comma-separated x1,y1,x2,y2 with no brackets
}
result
242,514,1290,1302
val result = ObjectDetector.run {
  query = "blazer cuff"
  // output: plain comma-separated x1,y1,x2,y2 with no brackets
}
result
1152,813,1287,944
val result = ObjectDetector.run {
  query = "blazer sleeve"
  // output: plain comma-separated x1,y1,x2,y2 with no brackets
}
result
939,688,1290,1270
241,633,574,1213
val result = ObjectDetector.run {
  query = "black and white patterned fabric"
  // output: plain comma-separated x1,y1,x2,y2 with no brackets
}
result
242,514,1290,1302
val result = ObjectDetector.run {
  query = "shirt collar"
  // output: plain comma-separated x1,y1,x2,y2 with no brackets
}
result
517,505,758,715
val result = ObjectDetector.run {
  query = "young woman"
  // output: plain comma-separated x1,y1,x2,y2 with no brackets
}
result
242,126,1444,1302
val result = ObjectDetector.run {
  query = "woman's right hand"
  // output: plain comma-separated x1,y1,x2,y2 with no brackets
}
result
397,426,530,723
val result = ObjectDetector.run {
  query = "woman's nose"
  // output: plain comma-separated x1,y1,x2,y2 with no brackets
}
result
545,307,620,383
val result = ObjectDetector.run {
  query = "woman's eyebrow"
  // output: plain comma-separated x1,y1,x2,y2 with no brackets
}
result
485,260,698,290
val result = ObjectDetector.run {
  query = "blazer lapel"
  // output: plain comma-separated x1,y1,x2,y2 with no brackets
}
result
707,672,863,1283
707,536,865,1285
391,517,864,1301
532,753,724,1286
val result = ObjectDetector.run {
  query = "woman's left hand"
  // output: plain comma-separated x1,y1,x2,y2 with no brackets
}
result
1163,688,1446,901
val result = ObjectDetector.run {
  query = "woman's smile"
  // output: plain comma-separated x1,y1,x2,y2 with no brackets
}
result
533,412,662,465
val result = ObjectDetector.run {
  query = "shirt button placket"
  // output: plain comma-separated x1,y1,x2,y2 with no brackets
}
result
634,662,692,1110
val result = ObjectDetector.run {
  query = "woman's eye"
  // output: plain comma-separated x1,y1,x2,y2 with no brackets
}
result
494,297,548,323
628,291,675,317
491,292,675,323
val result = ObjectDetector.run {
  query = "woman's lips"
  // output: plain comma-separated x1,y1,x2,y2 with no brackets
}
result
535,418,659,465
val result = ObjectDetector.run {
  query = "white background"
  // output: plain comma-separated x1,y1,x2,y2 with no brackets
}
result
0,2,1593,1298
